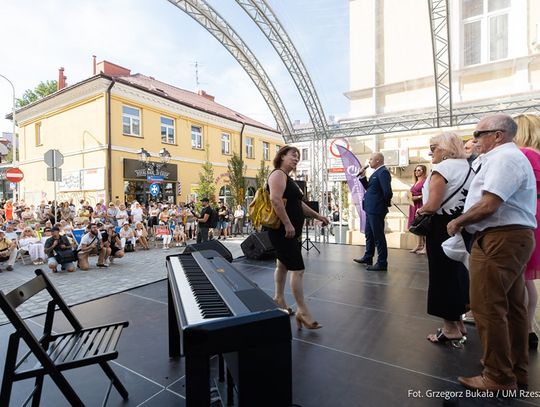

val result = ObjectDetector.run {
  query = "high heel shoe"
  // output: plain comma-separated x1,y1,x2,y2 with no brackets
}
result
295,314,322,330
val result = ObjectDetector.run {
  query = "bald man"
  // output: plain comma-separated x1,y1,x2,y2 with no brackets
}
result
353,152,393,271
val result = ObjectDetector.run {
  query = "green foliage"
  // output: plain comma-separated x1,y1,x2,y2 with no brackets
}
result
16,80,58,107
197,148,216,204
255,159,270,190
227,152,246,207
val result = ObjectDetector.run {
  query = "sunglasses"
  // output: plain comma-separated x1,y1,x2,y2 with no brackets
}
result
473,129,505,138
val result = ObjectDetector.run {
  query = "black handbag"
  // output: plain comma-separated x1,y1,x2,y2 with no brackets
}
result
409,166,473,236
409,213,434,236
55,249,78,263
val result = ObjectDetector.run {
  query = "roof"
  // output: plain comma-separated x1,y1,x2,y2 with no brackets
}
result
114,73,278,133
8,72,280,135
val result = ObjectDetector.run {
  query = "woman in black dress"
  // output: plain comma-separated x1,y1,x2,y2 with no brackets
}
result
268,146,329,330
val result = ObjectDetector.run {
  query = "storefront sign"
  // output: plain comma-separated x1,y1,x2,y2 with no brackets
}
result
123,159,177,181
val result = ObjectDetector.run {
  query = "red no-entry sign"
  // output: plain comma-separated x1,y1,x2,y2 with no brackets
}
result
5,167,24,183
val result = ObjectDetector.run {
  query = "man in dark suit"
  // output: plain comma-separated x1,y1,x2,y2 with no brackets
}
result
353,152,393,271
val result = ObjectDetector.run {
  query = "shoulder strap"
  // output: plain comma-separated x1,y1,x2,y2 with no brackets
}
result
440,165,473,207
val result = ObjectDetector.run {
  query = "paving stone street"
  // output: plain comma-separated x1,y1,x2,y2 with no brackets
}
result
0,238,246,325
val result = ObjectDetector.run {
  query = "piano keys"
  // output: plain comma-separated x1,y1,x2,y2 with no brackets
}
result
167,250,292,407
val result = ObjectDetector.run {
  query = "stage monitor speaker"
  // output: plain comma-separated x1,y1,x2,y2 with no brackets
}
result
241,232,276,260
184,239,234,263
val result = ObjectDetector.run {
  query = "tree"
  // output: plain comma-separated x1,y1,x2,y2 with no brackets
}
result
227,152,246,207
255,159,270,190
16,80,58,107
197,148,216,206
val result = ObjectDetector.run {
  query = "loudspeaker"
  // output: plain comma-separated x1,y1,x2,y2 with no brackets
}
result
241,232,276,260
184,239,234,263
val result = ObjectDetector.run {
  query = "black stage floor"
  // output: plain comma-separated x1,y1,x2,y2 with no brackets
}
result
2,243,540,406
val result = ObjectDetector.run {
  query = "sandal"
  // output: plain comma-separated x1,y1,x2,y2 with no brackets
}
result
427,328,464,344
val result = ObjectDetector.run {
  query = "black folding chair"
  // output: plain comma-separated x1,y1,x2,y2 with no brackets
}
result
0,269,129,407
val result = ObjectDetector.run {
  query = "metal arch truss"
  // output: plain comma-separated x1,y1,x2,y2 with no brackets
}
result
234,0,329,211
293,96,540,141
428,0,453,127
166,0,294,137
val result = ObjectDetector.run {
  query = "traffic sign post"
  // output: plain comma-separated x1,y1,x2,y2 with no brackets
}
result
149,183,160,197
5,167,24,183
44,149,64,224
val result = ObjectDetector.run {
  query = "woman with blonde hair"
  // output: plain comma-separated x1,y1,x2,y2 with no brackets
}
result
408,165,428,254
514,113,540,349
417,132,473,344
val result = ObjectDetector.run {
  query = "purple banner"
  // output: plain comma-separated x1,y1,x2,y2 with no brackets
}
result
336,145,366,233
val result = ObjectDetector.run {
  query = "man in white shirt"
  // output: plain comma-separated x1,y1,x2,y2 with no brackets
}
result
448,114,536,392
77,223,110,270
233,205,245,236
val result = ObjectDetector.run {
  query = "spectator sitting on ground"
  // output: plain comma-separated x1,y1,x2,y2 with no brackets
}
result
119,222,136,250
102,225,124,265
134,222,150,250
44,226,75,273
0,229,17,272
77,223,109,270
19,227,46,265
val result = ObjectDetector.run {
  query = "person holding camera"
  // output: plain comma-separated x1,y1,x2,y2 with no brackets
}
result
44,226,75,272
77,223,110,270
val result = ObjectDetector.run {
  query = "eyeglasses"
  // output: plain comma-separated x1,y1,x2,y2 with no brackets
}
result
414,169,423,172
429,145,438,152
473,129,505,138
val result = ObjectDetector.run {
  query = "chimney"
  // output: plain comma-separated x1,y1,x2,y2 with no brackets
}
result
96,60,131,77
58,67,67,90
197,89,215,102
93,55,97,75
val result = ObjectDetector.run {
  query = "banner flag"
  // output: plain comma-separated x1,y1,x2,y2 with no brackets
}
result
336,145,366,233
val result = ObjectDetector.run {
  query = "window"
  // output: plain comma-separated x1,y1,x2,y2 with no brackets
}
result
263,142,269,161
35,122,42,146
191,125,203,149
219,186,233,207
245,137,254,158
301,148,309,161
122,105,141,136
461,0,510,66
221,133,231,155
160,116,175,144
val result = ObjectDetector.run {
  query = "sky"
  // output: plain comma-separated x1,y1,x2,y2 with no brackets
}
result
0,0,350,135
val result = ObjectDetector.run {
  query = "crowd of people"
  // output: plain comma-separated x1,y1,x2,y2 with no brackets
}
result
0,198,247,273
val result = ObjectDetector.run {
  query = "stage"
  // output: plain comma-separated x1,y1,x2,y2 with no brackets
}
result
1,242,539,406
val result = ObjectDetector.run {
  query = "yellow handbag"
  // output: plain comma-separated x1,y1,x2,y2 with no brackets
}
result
248,187,286,230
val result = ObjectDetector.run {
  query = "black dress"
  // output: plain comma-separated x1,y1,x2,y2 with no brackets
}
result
267,170,305,270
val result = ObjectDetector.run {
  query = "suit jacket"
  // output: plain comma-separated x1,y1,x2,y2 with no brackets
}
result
359,166,393,215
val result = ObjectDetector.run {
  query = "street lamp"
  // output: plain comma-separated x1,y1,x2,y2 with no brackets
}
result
136,147,171,174
0,73,17,201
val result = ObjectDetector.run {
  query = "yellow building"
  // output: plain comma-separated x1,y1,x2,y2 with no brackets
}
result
14,61,283,205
